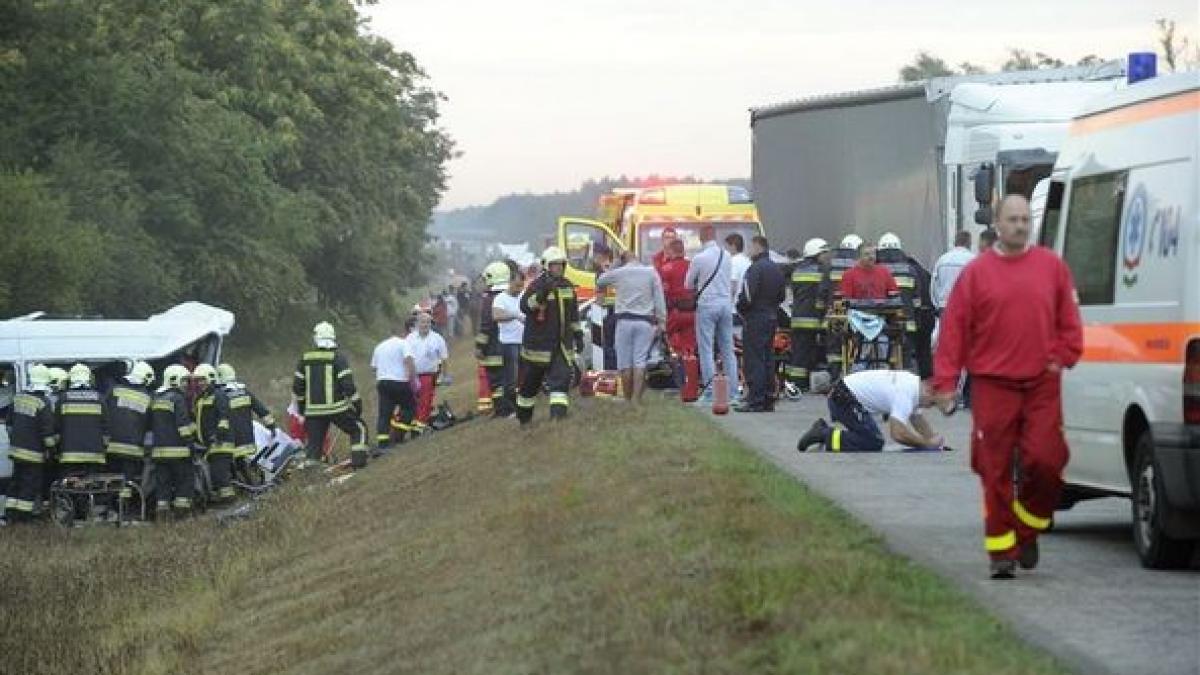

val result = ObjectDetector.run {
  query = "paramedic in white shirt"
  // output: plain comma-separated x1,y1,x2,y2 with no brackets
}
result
725,233,751,339
490,271,525,416
370,322,417,447
795,370,950,453
931,230,976,318
407,312,449,423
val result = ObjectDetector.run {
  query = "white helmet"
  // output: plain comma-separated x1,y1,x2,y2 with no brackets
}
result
482,261,511,291
541,246,567,266
127,361,154,386
839,234,864,250
163,364,190,390
802,238,830,258
878,232,903,250
27,364,52,391
313,321,337,349
48,367,69,392
68,363,92,389
192,363,218,386
217,363,237,385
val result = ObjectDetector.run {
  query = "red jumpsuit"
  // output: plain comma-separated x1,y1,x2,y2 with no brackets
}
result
659,256,696,355
934,246,1083,562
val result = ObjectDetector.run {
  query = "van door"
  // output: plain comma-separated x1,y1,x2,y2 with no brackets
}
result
557,217,626,303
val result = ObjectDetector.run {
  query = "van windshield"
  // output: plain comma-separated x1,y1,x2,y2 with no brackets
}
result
638,222,761,262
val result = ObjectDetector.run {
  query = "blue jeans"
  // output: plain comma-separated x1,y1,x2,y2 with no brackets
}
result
696,302,737,393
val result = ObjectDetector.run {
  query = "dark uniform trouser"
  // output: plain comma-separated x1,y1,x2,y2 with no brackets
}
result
6,460,44,520
479,342,510,417
516,349,573,424
305,412,369,462
156,458,195,511
376,380,417,446
788,323,822,391
107,455,144,500
743,311,777,406
824,383,885,453
826,329,845,381
602,308,618,371
500,343,521,414
206,452,235,500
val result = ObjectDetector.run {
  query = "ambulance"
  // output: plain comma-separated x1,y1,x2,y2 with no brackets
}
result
1040,71,1200,568
555,184,765,368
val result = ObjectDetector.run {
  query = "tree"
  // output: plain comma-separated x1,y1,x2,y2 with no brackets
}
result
1156,18,1199,72
899,51,956,82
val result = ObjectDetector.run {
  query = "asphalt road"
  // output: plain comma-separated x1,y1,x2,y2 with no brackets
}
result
707,396,1200,675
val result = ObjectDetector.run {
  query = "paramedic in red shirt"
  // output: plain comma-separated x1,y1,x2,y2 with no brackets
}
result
839,244,899,300
934,195,1083,580
659,238,696,355
652,227,678,273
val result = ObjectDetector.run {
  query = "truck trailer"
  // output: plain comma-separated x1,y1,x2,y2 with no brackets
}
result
750,62,1125,267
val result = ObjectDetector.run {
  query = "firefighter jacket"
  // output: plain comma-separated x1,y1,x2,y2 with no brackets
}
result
150,388,196,460
519,273,583,363
194,385,230,453
7,390,57,464
877,248,929,332
292,348,362,418
106,383,152,460
219,383,275,457
475,290,503,367
828,249,858,301
790,257,830,330
57,387,107,465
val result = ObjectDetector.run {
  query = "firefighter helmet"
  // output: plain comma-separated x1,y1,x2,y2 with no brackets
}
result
802,238,830,258
839,234,864,250
163,364,190,390
541,246,567,266
27,364,52,391
482,261,511,290
313,321,337,348
68,363,92,388
878,232,903,250
193,363,218,386
128,360,155,386
48,367,69,392
217,363,237,385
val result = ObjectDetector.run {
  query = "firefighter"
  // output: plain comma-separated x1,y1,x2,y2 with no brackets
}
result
48,367,69,398
192,363,235,501
105,360,154,504
877,232,929,372
4,364,57,522
57,363,107,479
216,362,276,481
476,261,512,417
151,364,197,516
826,233,863,379
786,238,832,393
516,246,583,425
292,321,371,468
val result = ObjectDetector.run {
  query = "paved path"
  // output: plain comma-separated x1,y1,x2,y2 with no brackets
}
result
707,396,1200,675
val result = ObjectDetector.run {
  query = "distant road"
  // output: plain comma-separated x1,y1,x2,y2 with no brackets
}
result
711,397,1200,675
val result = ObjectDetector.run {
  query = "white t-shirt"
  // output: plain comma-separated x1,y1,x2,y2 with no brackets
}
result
843,370,920,424
407,331,449,374
730,252,752,298
493,291,525,344
370,335,411,382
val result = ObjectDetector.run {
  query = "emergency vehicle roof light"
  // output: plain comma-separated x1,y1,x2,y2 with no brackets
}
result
1127,52,1156,84
639,188,666,205
727,186,753,204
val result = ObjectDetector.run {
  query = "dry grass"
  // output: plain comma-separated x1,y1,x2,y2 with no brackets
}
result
0,337,1068,675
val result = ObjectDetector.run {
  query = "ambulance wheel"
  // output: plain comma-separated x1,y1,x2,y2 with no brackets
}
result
1131,431,1195,569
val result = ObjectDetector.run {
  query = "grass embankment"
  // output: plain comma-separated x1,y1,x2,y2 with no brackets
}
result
0,339,1067,674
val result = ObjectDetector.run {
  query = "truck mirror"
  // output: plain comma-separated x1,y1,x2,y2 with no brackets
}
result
974,205,993,226
973,164,994,206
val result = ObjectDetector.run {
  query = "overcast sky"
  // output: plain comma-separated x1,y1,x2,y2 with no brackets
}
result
360,1,1197,210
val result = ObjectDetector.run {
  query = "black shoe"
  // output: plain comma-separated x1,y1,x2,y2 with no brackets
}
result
989,559,1017,579
796,418,830,452
1018,539,1039,570
734,403,768,413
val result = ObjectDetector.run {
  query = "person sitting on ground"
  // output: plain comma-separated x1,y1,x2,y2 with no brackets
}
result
795,369,951,453
840,243,899,301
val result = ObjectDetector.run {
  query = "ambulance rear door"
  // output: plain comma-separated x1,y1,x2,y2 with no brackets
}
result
557,217,626,304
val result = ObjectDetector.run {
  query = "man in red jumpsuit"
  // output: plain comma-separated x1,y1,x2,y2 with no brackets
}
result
840,244,899,300
934,195,1083,579
658,238,696,356
652,227,678,274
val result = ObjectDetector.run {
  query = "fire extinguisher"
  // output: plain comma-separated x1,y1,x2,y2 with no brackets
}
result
711,372,730,415
476,365,493,414
681,352,700,402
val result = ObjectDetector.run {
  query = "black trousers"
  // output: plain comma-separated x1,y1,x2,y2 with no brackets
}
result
742,311,777,407
516,349,572,424
107,455,143,501
498,343,521,416
306,412,370,461
5,460,43,521
207,453,235,500
602,309,618,371
376,380,416,446
155,458,195,511
825,382,885,452
788,327,821,390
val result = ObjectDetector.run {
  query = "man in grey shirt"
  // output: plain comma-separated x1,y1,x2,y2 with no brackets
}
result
597,252,668,403
685,228,737,403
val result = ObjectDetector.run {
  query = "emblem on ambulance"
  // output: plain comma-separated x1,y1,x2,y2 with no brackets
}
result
1121,185,1147,287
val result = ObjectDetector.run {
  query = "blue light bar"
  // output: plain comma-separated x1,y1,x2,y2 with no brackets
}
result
1128,52,1157,84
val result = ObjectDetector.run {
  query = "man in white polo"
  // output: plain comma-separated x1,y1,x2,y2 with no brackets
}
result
370,321,417,447
796,370,950,453
407,312,449,425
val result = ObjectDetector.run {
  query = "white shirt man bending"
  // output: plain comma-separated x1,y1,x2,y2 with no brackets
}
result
795,370,948,453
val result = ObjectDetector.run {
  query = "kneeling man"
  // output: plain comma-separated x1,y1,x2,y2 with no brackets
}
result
796,370,950,452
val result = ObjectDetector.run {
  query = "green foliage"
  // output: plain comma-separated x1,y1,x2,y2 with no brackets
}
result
0,0,451,334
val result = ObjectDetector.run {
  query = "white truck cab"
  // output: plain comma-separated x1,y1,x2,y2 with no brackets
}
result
1040,71,1200,568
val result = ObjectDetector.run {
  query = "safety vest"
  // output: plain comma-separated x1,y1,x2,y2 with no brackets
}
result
58,387,106,465
150,388,195,460
519,274,582,363
222,383,274,458
106,383,152,459
293,349,360,417
8,391,56,464
790,257,829,330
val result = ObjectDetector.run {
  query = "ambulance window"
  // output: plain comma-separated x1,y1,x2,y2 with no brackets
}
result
1062,171,1127,305
1039,181,1065,249
564,222,614,272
